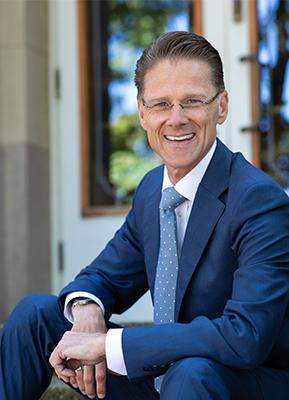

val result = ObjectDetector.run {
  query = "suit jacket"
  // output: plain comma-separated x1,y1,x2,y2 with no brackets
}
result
60,139,289,381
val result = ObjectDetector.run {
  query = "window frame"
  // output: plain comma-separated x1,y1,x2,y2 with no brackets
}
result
78,0,202,216
248,0,261,168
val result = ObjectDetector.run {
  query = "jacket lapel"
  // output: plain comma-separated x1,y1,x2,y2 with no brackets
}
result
142,168,163,294
175,140,232,319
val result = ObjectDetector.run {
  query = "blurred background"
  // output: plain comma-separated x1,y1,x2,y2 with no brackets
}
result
0,0,288,323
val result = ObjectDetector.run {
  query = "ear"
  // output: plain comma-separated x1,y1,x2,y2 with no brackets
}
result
138,98,147,130
217,91,229,125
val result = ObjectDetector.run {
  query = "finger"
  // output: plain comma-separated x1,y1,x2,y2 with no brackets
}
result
95,361,106,399
49,346,65,370
57,374,70,384
69,375,79,389
49,345,75,379
83,365,97,399
75,367,85,395
53,362,76,380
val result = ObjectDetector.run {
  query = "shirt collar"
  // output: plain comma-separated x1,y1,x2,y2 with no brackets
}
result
162,140,217,201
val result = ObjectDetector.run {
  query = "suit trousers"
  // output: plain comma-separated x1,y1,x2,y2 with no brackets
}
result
1,294,289,400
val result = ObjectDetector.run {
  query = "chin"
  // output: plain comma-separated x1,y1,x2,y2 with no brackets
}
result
167,163,196,178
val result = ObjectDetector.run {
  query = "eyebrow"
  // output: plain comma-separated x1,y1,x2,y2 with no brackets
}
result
145,93,209,103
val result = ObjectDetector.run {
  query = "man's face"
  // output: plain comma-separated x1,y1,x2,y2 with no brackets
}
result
138,58,228,183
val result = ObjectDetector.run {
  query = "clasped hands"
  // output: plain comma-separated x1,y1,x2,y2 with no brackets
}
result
49,303,108,399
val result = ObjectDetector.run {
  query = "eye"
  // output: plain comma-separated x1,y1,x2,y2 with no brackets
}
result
183,98,204,107
151,102,171,111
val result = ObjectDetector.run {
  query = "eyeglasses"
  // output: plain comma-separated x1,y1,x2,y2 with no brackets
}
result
142,91,222,116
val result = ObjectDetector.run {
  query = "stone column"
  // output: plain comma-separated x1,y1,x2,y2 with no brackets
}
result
0,0,50,320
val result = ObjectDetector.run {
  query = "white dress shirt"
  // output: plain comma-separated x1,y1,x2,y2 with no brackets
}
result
64,141,217,375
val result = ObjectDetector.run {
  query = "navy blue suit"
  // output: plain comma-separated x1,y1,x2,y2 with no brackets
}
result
1,139,289,399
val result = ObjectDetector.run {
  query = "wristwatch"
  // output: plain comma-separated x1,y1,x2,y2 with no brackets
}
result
71,297,96,309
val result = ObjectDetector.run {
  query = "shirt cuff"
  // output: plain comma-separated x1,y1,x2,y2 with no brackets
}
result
63,291,105,323
106,328,127,376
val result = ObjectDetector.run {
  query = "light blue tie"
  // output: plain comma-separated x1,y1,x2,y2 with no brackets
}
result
154,187,186,391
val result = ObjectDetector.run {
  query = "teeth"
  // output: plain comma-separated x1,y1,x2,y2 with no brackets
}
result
165,134,194,141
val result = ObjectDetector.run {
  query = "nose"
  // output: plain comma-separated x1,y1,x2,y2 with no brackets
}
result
166,103,189,126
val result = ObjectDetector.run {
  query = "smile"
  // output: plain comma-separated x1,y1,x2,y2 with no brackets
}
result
164,133,195,141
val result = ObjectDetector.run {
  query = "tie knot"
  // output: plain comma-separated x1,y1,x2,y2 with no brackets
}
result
160,187,186,211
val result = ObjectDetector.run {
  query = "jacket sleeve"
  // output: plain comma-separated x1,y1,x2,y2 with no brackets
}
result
58,196,148,320
122,182,289,380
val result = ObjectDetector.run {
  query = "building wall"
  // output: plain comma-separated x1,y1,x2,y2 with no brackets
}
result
0,0,50,320
0,0,255,323
48,0,155,324
202,0,253,161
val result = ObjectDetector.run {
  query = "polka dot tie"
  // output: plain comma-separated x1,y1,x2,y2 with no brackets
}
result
154,187,186,391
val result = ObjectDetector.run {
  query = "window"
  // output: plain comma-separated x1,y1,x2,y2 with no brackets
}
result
79,0,200,215
257,0,289,191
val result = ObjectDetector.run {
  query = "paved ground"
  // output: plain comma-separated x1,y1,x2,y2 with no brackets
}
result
41,387,83,400
41,376,85,400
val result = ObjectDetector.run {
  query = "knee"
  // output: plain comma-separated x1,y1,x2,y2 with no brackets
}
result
161,357,228,398
7,294,59,328
167,357,223,379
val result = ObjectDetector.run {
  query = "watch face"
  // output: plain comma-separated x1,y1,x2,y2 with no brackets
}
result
78,299,90,306
72,298,94,308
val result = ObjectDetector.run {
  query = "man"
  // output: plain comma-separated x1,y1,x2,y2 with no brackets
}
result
1,31,289,400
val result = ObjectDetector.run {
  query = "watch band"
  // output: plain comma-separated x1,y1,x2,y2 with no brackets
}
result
71,297,96,309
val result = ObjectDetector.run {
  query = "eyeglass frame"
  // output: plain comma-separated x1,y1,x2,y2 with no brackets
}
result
141,90,223,115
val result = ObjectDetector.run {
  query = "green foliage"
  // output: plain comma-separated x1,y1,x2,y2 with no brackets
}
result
108,0,183,48
107,0,189,81
110,150,158,201
110,112,143,152
109,111,160,200
105,0,189,201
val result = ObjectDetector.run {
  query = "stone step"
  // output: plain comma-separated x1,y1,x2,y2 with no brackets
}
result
40,376,85,400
